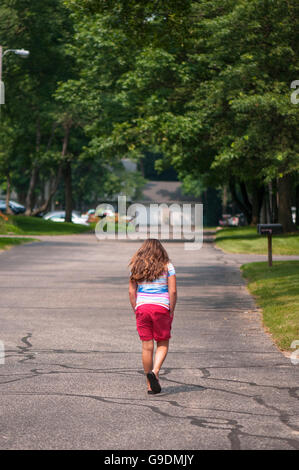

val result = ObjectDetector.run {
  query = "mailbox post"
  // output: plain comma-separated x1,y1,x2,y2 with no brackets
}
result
257,224,283,267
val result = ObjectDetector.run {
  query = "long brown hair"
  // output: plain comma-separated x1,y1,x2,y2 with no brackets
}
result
129,238,170,283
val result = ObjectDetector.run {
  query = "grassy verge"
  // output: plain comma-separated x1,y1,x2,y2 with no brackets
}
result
215,226,299,255
0,215,92,235
241,261,299,351
0,237,38,251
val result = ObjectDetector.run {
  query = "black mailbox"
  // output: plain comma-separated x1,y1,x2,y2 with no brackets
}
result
257,224,283,235
257,223,283,267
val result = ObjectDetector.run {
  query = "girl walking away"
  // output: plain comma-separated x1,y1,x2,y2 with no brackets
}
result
129,239,177,395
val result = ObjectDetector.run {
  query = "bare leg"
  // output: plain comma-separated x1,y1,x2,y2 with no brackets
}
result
153,340,169,379
142,340,154,390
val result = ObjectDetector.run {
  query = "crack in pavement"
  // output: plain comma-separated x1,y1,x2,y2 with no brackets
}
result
1,389,299,450
1,334,299,450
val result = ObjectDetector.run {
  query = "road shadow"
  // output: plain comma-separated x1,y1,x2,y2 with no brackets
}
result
160,384,205,395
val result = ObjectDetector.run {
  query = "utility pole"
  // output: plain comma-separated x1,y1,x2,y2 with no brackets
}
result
0,46,30,104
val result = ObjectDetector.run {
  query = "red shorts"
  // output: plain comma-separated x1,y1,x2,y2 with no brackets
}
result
135,304,173,342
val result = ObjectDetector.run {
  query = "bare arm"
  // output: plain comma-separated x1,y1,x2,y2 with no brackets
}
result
129,279,137,312
168,275,177,317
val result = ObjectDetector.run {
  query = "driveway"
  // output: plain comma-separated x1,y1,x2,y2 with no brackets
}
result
0,233,298,449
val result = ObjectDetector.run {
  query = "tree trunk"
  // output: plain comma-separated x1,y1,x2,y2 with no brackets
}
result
228,177,252,223
58,122,72,223
31,121,71,217
5,174,14,215
30,120,72,218
64,159,72,223
260,194,268,224
261,184,271,223
44,179,51,204
25,166,39,215
277,174,297,232
265,185,271,223
31,165,63,217
269,179,279,223
50,177,56,211
239,181,252,223
250,183,265,226
25,118,41,216
33,123,71,215
29,122,59,217
222,185,228,214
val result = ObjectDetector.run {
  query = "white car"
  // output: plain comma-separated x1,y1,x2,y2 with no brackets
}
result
95,207,115,218
81,209,95,221
43,211,89,226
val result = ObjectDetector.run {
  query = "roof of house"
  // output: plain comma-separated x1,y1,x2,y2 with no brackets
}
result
139,181,201,203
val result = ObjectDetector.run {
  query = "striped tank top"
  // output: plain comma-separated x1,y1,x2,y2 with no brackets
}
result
135,262,176,310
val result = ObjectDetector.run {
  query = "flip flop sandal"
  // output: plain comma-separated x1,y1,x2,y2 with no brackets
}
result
147,371,161,393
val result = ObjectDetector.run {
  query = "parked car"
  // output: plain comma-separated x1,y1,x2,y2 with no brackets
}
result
95,207,115,218
219,213,246,227
43,211,89,226
83,208,117,223
219,214,232,226
81,207,136,225
81,209,99,223
0,199,26,215
291,206,296,224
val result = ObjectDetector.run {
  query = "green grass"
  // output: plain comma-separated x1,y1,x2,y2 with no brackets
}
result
0,237,38,251
215,226,299,255
0,215,92,235
241,261,299,351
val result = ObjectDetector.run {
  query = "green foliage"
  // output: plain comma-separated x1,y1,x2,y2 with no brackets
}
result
0,120,14,180
1,0,298,217
181,174,207,198
0,0,75,200
65,0,299,200
0,0,146,208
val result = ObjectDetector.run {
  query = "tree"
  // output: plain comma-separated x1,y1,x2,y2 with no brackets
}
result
2,0,297,230
0,0,76,215
54,4,149,209
74,0,298,231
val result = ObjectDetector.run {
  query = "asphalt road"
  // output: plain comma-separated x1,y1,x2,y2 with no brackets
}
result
0,234,298,450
